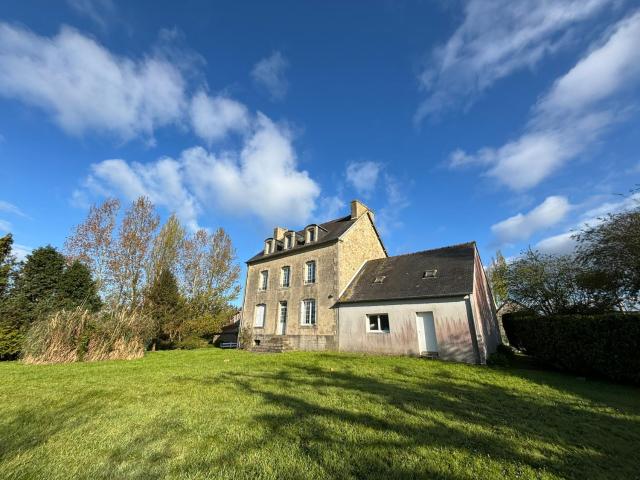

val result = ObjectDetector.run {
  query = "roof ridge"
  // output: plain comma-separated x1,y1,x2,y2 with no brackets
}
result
374,241,476,261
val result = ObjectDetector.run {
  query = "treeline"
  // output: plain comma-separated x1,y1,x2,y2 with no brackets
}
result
488,191,639,315
0,197,241,361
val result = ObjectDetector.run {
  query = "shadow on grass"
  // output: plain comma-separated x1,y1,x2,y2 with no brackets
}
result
180,358,640,479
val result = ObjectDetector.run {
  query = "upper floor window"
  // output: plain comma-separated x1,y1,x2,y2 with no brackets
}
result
259,270,269,291
305,260,316,284
301,299,316,325
254,304,266,328
308,228,316,242
367,314,390,333
264,239,274,255
281,266,291,288
305,225,318,243
285,234,293,249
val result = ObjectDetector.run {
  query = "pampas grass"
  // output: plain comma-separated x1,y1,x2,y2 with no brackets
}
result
22,307,151,364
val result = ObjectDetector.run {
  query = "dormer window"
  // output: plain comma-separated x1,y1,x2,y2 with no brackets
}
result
305,225,318,243
264,239,274,255
285,233,293,249
423,269,438,279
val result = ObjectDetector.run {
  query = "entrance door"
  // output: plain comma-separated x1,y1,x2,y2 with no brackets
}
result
277,301,287,335
416,312,438,354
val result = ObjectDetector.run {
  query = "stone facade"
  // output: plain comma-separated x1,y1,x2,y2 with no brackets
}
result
241,200,386,351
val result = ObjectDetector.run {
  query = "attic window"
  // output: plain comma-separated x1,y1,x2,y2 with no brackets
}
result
422,269,438,279
373,275,386,284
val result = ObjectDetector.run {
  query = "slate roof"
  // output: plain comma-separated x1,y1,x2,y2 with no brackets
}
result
246,215,359,264
338,242,476,304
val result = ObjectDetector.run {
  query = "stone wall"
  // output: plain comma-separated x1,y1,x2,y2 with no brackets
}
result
337,212,387,294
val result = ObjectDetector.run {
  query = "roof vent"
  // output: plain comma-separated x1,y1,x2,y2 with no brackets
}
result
373,275,386,284
422,269,437,279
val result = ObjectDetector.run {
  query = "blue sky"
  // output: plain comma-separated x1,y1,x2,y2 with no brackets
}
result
1,0,639,282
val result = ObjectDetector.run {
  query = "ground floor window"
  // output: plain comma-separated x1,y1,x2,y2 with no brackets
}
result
367,313,390,333
254,304,266,328
301,298,316,325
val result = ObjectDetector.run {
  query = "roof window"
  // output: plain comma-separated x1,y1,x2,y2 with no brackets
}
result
422,269,437,279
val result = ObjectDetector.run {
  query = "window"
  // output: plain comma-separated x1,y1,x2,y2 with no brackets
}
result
305,261,316,284
254,304,266,327
373,275,386,284
281,266,290,287
367,314,390,333
301,299,316,325
279,301,288,322
423,269,437,279
259,270,269,290
285,235,292,249
308,228,316,242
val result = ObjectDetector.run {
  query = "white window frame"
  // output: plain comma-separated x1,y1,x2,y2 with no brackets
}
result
259,270,269,291
280,266,290,288
305,260,316,284
366,313,390,333
254,304,266,328
285,234,292,249
300,299,316,326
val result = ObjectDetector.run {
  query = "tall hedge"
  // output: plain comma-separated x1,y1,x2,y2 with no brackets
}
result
502,312,640,384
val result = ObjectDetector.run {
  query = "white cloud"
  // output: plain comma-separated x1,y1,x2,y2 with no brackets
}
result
0,200,27,218
251,51,289,101
535,231,577,255
451,11,640,190
378,175,410,235
417,0,614,120
67,0,116,29
13,243,32,261
318,196,346,222
0,219,11,232
346,161,382,197
491,195,571,244
80,112,320,228
189,91,250,144
184,113,319,226
0,23,187,141
535,191,640,254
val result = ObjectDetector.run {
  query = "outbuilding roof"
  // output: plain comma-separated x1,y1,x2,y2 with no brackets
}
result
338,242,476,304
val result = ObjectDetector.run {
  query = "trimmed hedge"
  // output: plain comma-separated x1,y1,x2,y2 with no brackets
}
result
502,312,640,384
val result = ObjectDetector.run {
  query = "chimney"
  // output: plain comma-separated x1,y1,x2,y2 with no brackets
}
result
350,200,370,220
273,227,287,241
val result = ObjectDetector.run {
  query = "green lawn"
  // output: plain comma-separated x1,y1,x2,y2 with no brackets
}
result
1,349,639,480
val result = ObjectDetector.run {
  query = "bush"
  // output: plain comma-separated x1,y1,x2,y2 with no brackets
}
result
502,312,640,384
487,344,516,367
174,336,210,350
22,308,152,364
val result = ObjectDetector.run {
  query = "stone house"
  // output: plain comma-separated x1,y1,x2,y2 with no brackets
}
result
240,200,500,363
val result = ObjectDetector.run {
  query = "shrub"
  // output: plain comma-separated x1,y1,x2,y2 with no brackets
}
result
22,308,152,364
174,336,210,350
487,344,516,367
502,312,640,384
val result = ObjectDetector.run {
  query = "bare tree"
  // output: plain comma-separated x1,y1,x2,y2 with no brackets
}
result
65,198,120,294
110,197,159,308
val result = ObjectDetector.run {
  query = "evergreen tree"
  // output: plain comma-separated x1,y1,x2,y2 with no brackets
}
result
146,269,183,349
0,234,20,360
60,260,102,312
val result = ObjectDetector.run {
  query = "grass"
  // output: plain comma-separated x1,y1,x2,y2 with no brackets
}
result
1,349,639,480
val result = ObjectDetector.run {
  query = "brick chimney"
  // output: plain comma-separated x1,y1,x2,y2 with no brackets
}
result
273,226,287,241
350,200,370,220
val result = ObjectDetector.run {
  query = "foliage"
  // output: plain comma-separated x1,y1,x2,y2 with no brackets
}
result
173,336,210,350
21,307,152,364
59,260,102,312
505,249,621,315
502,312,640,384
65,198,120,294
1,350,640,479
145,269,184,349
486,343,516,367
487,250,508,306
0,233,16,299
147,213,185,285
110,197,160,308
575,192,640,309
